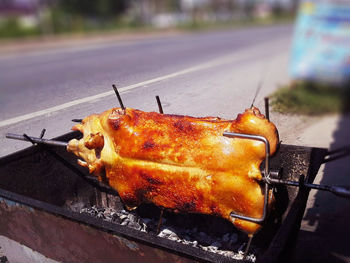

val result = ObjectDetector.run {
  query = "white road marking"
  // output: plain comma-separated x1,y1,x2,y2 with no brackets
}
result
0,33,183,61
0,37,288,128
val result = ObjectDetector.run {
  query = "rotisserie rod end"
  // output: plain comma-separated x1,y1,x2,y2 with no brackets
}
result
6,133,68,147
72,119,83,123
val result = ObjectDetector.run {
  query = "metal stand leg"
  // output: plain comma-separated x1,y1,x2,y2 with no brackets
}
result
244,234,254,259
156,208,164,235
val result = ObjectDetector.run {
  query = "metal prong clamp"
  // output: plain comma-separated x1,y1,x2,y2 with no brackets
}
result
223,131,271,223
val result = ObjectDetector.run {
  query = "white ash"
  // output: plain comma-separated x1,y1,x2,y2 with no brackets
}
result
80,205,257,262
0,246,9,263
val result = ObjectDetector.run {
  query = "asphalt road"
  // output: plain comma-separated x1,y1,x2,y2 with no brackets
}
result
0,24,293,156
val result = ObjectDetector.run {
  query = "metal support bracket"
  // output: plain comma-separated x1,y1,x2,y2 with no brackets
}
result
223,131,271,223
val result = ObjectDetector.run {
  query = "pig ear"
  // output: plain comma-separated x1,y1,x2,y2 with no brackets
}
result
84,132,104,150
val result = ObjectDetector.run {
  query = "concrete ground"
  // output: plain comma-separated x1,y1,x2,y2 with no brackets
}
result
288,114,350,263
0,237,57,263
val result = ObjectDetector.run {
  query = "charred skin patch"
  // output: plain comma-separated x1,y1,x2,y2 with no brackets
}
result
173,197,198,213
109,118,122,130
176,201,197,212
139,171,163,185
173,120,194,133
125,167,162,203
165,183,199,213
134,185,156,203
143,140,155,150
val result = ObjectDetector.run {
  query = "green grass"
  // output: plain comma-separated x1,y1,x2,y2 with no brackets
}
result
270,82,349,115
0,14,294,39
176,15,294,32
0,17,40,38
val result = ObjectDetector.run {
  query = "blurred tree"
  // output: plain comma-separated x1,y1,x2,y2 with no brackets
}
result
58,0,129,18
292,0,300,15
210,0,236,21
243,0,255,18
272,1,283,17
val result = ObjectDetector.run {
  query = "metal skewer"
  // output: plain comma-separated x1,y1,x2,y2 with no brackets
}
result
7,131,350,199
265,177,350,198
112,84,125,110
39,129,46,138
6,133,68,147
7,132,118,196
156,95,164,114
72,119,83,123
243,234,254,259
250,79,263,108
156,208,164,235
264,97,269,121
155,96,165,232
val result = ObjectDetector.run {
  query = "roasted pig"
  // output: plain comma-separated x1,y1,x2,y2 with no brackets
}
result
67,107,279,234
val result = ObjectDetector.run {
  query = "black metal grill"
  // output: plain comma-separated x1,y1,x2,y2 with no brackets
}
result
0,130,328,263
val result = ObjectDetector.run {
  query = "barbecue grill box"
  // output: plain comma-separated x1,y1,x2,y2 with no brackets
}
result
0,131,327,263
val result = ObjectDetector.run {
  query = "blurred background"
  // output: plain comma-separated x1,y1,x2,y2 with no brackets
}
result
0,0,296,38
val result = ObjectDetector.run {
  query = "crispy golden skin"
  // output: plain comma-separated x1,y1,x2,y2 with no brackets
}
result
67,107,279,234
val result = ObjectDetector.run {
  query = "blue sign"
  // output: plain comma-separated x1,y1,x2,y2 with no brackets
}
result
290,1,350,84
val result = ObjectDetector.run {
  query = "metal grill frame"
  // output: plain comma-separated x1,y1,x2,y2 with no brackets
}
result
223,132,271,224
